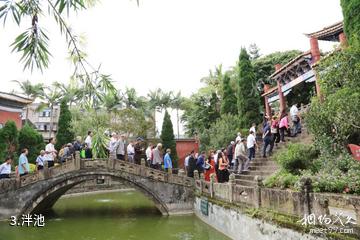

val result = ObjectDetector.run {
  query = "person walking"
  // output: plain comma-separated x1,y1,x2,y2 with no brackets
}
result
134,138,144,165
36,150,46,171
290,103,301,136
247,130,257,161
279,111,289,142
187,151,197,178
18,148,30,177
152,143,163,170
163,148,173,172
0,156,12,179
270,115,280,149
262,119,272,158
114,134,125,160
226,141,235,168
45,138,57,168
84,131,93,158
204,150,216,182
127,141,135,163
217,151,229,183
145,143,154,167
235,139,248,173
196,151,206,174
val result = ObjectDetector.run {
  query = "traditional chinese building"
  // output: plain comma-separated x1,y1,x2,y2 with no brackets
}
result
0,91,33,129
262,21,347,116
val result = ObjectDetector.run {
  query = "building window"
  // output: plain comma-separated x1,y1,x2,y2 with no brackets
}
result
44,125,47,131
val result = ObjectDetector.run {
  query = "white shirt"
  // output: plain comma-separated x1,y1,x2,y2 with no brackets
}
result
109,137,117,153
127,144,135,155
36,155,45,166
250,126,256,134
145,147,152,160
45,143,56,161
0,162,11,174
290,105,299,117
235,135,242,143
184,155,190,167
247,134,256,149
85,135,92,148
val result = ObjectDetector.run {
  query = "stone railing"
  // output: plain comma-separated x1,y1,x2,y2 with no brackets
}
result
195,174,360,227
0,153,194,194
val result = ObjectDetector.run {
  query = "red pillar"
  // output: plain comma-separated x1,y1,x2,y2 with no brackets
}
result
274,64,286,113
310,37,322,98
263,84,272,117
339,32,347,47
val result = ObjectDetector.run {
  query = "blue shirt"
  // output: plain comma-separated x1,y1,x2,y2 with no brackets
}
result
18,154,30,175
263,123,271,138
164,153,172,169
196,155,205,170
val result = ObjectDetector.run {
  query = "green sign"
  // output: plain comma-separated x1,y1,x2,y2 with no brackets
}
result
200,199,208,216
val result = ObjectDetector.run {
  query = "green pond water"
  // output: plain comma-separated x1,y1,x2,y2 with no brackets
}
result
1,190,230,240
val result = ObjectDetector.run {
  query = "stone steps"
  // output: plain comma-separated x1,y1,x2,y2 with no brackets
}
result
235,174,255,181
235,179,256,186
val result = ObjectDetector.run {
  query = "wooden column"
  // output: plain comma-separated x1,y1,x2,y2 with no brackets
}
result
310,37,322,98
263,84,272,117
274,64,286,112
339,32,347,48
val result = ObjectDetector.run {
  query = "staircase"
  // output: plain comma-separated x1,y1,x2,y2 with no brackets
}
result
234,124,312,186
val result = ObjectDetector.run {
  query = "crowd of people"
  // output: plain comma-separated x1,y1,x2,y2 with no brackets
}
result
183,103,302,183
0,104,302,182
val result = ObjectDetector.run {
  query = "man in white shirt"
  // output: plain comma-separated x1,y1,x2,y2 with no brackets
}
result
184,153,190,174
127,141,135,163
247,131,257,161
249,123,256,136
45,138,57,168
0,156,12,179
145,143,153,166
115,134,125,160
290,104,301,136
109,132,118,159
84,131,93,158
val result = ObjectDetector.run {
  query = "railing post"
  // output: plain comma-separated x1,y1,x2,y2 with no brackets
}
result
75,151,81,170
299,177,312,215
43,160,50,179
254,175,263,208
210,173,216,198
194,170,199,180
229,173,236,203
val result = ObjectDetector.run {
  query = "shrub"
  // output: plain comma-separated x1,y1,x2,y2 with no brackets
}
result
18,124,45,164
264,170,300,190
274,143,319,175
0,121,18,162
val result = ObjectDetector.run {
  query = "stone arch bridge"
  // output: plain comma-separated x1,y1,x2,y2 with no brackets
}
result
0,156,195,220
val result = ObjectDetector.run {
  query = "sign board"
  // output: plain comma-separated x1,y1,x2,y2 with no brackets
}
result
201,199,209,216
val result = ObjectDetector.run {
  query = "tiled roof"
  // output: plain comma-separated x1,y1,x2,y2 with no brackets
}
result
305,21,343,40
0,91,33,104
269,51,312,79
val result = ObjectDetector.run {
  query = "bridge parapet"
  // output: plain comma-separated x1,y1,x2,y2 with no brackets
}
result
0,155,194,194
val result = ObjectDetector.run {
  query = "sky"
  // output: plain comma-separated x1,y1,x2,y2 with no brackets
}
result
0,0,344,98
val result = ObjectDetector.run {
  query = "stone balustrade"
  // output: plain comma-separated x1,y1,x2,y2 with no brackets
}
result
196,174,360,228
0,154,194,194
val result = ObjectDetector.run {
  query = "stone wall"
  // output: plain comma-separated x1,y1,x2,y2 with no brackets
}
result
194,197,323,240
195,174,360,233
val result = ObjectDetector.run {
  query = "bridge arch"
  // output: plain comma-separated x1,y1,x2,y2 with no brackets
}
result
21,171,171,216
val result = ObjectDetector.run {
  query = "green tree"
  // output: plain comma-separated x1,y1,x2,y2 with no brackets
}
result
18,124,45,164
200,114,241,151
0,121,18,162
341,0,360,46
220,73,237,115
110,108,149,138
237,48,261,127
55,100,74,150
160,111,178,167
12,80,44,122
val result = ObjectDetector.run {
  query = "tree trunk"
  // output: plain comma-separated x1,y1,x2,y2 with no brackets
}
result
49,105,54,139
176,108,180,139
